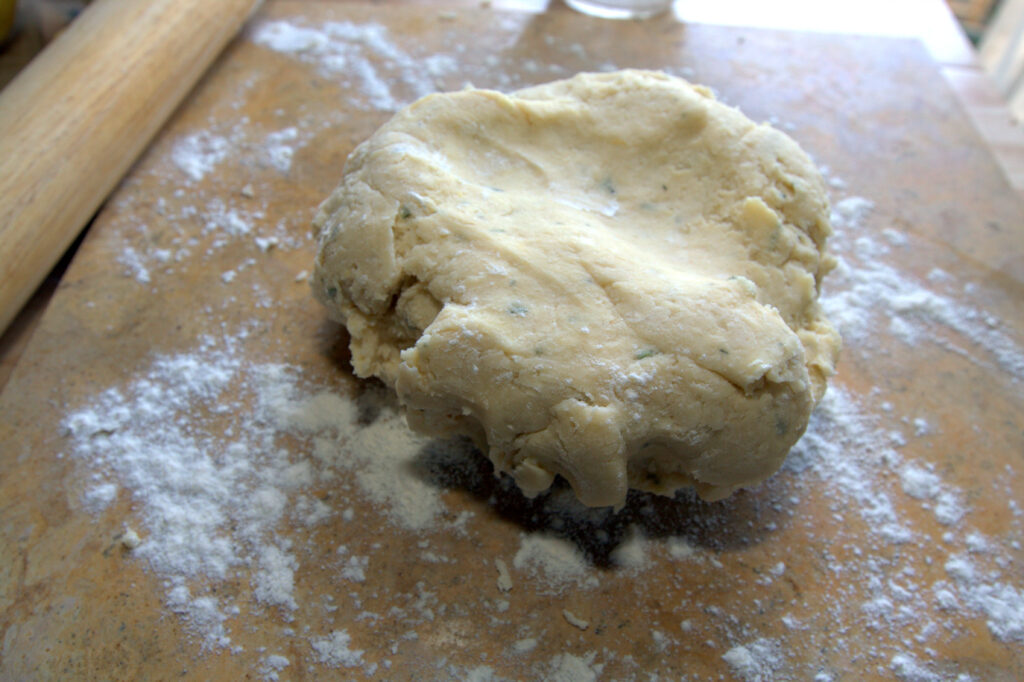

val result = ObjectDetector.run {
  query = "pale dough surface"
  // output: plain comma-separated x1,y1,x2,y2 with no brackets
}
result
313,70,840,508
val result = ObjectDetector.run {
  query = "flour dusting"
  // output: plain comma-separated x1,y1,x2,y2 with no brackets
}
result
824,197,1024,382
311,630,364,668
265,127,300,173
250,20,447,111
513,534,595,589
117,246,151,284
722,638,783,682
62,335,450,660
172,132,231,182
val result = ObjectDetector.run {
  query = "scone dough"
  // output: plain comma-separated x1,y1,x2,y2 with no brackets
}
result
313,70,840,508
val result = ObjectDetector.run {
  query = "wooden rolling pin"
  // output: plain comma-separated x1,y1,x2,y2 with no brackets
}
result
0,0,263,334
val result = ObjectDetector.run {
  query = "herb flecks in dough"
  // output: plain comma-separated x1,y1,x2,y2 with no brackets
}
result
312,70,840,509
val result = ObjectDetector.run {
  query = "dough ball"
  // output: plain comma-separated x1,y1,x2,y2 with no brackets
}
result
312,70,840,508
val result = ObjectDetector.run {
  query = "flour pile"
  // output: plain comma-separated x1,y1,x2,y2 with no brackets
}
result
64,335,450,668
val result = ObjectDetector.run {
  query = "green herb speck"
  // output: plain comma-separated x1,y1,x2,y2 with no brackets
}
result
326,286,338,299
636,349,657,360
775,418,788,435
508,302,528,317
399,205,412,219
600,177,616,195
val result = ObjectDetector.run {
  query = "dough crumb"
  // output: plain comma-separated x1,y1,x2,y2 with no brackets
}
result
255,236,279,252
513,637,538,653
121,526,142,549
495,558,513,592
563,609,590,630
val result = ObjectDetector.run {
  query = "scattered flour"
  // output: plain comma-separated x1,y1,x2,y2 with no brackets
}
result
912,418,932,437
722,638,783,682
609,525,649,569
113,114,312,293
259,654,290,681
265,127,300,173
311,630,364,668
205,198,259,237
81,481,118,512
247,15,596,111
118,246,152,284
513,534,595,589
889,652,939,682
340,553,369,583
933,491,966,526
899,462,965,524
944,555,1024,642
253,544,299,610
666,536,698,560
250,20,451,111
825,197,1024,382
786,386,914,544
900,464,942,500
549,652,601,682
465,665,496,681
172,131,231,182
62,335,450,652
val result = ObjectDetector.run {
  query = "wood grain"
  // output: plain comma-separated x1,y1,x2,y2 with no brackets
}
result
0,0,262,334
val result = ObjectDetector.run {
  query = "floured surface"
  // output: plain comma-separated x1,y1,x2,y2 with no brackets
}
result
1,3,1023,680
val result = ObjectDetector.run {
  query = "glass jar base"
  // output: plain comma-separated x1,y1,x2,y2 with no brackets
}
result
563,0,671,20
